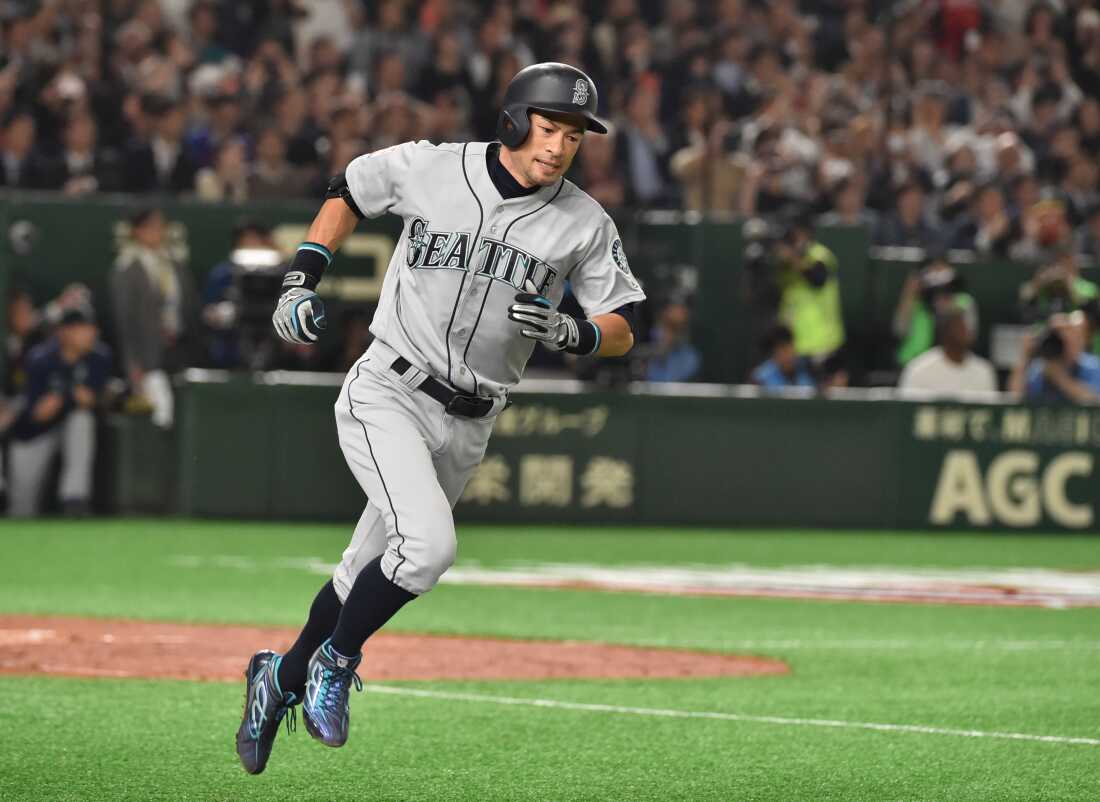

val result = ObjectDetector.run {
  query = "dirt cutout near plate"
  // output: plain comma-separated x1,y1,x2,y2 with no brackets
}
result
0,616,787,682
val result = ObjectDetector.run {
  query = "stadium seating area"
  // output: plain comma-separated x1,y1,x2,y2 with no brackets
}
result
1,0,1097,246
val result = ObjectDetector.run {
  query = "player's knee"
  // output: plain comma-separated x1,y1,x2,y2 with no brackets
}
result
384,527,456,595
432,532,458,576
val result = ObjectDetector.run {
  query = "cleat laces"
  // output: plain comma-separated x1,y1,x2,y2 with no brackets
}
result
281,702,297,736
316,660,363,712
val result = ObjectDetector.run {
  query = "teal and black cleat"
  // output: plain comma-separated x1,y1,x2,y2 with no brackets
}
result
302,639,363,747
235,650,298,774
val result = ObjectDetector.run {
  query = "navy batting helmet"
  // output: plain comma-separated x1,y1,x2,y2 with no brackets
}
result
496,62,607,148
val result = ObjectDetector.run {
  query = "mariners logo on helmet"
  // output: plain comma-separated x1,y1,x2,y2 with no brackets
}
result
572,78,590,106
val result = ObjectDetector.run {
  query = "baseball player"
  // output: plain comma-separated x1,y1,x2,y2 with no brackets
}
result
236,62,645,774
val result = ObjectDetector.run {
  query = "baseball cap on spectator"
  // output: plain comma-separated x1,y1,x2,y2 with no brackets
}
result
58,304,96,327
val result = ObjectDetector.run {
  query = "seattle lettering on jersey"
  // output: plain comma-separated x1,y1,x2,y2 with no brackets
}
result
406,217,556,295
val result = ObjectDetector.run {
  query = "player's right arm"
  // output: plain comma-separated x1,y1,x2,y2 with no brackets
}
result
272,197,360,345
274,144,414,345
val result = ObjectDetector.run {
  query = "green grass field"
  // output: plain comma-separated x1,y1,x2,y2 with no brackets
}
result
0,520,1097,801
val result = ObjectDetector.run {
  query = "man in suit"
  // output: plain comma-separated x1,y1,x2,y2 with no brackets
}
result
122,97,200,194
109,207,199,427
0,109,36,188
23,111,121,194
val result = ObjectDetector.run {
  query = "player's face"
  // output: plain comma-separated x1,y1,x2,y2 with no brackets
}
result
516,112,585,186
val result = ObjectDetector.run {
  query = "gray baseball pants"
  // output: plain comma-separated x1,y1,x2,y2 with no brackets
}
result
7,410,95,517
331,341,501,598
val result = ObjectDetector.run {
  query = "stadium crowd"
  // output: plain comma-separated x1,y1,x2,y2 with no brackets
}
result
1,1,1098,234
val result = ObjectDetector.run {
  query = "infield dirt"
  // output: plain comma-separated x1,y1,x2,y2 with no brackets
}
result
0,615,788,682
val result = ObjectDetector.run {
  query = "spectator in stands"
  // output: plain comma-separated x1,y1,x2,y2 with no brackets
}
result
1011,197,1072,262
775,213,845,362
122,97,200,194
643,300,701,383
817,177,877,229
24,111,121,195
669,119,743,215
1009,311,1100,404
110,207,198,428
1075,98,1100,156
195,137,249,202
186,91,248,171
736,123,815,217
0,109,35,188
950,182,1019,257
617,80,673,208
186,0,230,66
939,143,982,228
423,87,474,144
874,181,941,251
575,131,626,210
310,136,367,199
1059,149,1100,226
1075,205,1100,261
249,128,304,200
752,323,815,391
6,304,111,517
1019,247,1098,323
894,260,978,367
347,0,429,91
898,301,997,399
906,82,959,177
416,31,469,99
273,87,319,169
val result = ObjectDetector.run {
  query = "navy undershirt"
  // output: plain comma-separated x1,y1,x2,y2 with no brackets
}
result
486,143,541,199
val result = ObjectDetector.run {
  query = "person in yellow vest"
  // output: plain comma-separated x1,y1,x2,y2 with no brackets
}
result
774,212,845,361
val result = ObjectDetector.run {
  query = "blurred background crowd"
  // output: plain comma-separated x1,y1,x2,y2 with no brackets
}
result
4,0,1100,230
5,0,1100,515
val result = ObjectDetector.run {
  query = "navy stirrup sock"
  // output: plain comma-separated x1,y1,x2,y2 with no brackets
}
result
328,556,417,658
277,579,343,697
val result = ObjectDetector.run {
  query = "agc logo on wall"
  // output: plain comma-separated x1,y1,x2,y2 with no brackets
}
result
929,449,1094,528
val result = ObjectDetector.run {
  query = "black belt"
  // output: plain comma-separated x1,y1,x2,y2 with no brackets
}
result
390,357,495,418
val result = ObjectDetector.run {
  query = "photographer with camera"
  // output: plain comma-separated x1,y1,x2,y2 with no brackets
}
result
894,259,978,367
1008,311,1100,404
1018,246,1098,323
773,210,845,363
202,220,285,370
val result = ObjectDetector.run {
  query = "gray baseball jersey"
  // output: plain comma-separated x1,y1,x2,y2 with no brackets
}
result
345,139,646,399
331,139,645,598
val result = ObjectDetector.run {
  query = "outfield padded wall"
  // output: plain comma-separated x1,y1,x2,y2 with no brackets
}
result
159,377,1100,532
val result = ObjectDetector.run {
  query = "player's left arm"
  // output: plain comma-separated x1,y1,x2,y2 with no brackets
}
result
591,310,634,357
508,212,644,357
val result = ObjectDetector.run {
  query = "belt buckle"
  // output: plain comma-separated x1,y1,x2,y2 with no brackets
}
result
445,394,488,418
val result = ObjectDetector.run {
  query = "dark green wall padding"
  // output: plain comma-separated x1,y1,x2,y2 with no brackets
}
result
106,376,1097,532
